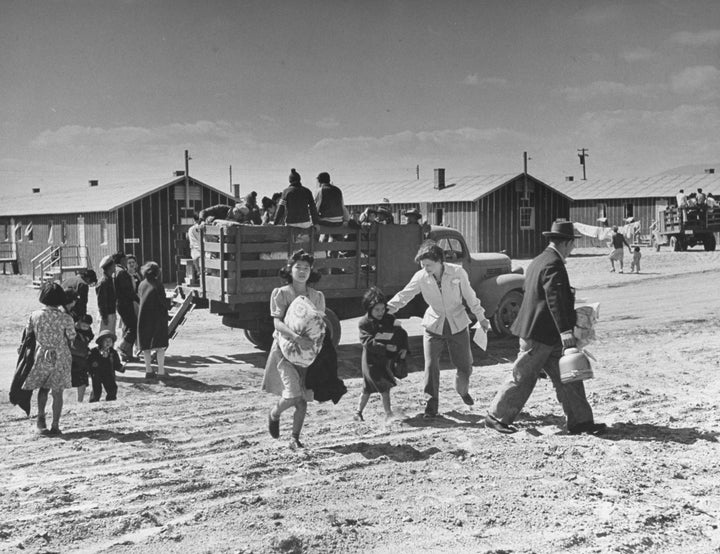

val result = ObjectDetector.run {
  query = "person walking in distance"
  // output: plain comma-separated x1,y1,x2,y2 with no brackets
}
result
608,226,632,273
113,252,139,362
96,255,117,333
485,220,607,436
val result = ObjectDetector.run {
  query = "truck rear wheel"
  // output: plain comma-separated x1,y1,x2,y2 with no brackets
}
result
704,234,716,251
325,308,342,348
491,290,523,337
244,329,273,351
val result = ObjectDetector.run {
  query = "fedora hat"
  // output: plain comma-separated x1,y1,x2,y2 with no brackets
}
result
404,208,422,218
542,220,581,239
95,329,117,344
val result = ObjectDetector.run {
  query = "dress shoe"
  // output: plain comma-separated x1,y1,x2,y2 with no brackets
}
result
460,393,475,406
484,414,518,434
568,422,608,436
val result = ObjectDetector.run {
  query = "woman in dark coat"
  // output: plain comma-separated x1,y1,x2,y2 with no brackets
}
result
137,261,169,379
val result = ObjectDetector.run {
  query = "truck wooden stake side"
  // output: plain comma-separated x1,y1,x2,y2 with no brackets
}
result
177,222,524,349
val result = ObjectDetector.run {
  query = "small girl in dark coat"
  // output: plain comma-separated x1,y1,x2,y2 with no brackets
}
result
88,330,123,402
70,314,94,402
355,287,409,422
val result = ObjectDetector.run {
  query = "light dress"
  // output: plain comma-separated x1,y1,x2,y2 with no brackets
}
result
22,306,76,391
261,285,325,400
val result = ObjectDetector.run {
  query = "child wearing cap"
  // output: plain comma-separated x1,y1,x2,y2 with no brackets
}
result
70,314,94,402
88,329,124,402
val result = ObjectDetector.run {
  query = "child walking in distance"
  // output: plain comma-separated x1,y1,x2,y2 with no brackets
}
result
70,315,94,402
355,287,409,422
88,330,123,402
630,246,641,273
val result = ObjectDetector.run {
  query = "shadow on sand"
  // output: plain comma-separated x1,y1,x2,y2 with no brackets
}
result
58,429,165,443
116,372,244,393
326,441,441,462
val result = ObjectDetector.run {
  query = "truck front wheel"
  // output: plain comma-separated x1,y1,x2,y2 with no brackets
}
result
491,290,523,337
704,234,716,251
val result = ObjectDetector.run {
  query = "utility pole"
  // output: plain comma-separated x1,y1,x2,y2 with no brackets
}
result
229,165,233,194
416,164,420,180
184,149,191,213
522,151,530,196
577,148,589,180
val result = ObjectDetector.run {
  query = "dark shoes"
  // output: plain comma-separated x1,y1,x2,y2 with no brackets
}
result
268,411,280,439
568,422,608,436
484,414,518,434
461,393,475,406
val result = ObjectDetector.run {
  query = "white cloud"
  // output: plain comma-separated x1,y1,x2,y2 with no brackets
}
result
313,116,340,130
572,105,720,175
32,120,257,148
558,81,660,101
670,65,720,98
621,47,656,63
311,127,530,160
462,74,509,88
670,30,720,47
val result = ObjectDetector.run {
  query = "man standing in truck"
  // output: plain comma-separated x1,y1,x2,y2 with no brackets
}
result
273,168,320,230
485,220,607,436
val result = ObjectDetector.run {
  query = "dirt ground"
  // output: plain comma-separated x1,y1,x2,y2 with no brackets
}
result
1,246,720,554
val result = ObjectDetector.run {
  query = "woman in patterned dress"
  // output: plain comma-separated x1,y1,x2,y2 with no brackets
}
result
22,282,76,435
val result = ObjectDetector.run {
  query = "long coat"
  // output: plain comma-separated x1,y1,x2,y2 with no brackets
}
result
510,247,576,346
137,279,169,351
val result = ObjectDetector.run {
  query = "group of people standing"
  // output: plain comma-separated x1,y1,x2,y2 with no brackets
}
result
13,253,171,436
262,219,606,450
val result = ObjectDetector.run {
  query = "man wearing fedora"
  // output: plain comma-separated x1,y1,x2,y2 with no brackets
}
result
485,220,607,436
403,208,422,225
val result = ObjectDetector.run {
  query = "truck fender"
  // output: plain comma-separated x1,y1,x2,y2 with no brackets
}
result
475,273,525,317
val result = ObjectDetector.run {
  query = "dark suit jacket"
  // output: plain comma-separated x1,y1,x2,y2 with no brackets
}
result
510,247,575,345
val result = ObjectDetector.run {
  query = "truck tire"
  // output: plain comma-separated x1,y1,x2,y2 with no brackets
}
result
325,308,342,348
670,236,683,252
244,329,273,351
704,234,716,251
491,290,523,337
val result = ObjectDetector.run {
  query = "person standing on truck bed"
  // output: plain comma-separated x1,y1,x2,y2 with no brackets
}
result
485,220,607,436
314,172,349,227
273,168,320,229
386,240,491,419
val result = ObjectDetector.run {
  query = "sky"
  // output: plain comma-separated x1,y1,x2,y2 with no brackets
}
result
2,0,720,200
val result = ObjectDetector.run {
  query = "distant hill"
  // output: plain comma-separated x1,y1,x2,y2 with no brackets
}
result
658,163,720,175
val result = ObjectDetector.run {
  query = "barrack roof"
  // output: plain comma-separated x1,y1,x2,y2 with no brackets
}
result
0,176,229,217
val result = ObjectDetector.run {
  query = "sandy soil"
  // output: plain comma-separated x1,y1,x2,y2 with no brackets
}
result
1,246,720,554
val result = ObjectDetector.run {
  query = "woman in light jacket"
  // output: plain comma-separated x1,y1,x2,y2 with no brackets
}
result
386,240,490,419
